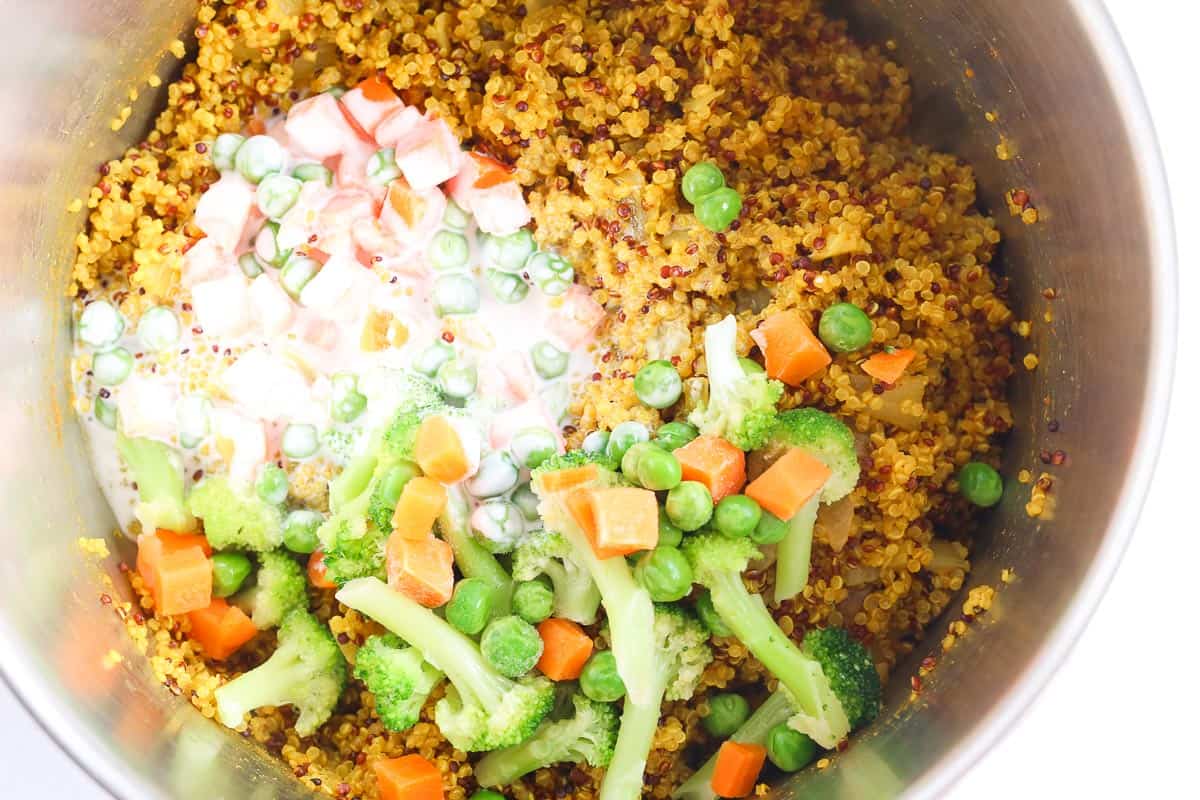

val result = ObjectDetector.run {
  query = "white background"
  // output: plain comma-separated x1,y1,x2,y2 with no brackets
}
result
1,0,1195,796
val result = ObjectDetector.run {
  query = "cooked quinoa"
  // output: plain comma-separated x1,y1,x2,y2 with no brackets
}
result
74,0,1014,797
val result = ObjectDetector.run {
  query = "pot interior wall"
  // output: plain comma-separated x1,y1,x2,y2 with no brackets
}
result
0,2,1163,798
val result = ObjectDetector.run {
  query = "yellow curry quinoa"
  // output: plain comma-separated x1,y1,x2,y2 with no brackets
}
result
74,0,1014,797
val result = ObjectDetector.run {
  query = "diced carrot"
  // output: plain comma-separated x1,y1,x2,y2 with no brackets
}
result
136,530,212,616
565,487,598,537
374,754,444,800
246,118,267,136
386,178,427,229
414,415,469,483
584,487,660,558
535,463,600,494
753,310,831,386
861,348,916,385
744,448,832,521
392,477,448,540
387,534,455,608
469,152,516,189
674,436,747,502
711,741,768,798
535,618,594,681
187,598,257,661
357,73,400,104
307,550,337,589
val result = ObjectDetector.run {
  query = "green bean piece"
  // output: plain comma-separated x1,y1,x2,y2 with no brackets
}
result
92,347,133,386
446,578,496,636
211,552,253,599
366,147,401,184
280,254,320,298
239,252,265,279
579,650,626,703
704,693,751,737
531,341,569,379
255,220,291,267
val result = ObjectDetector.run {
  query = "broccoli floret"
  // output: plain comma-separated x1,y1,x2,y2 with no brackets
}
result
688,315,783,451
762,408,860,603
531,448,619,478
358,368,444,430
801,628,880,730
599,605,712,800
533,466,656,707
242,551,307,629
337,577,555,752
512,529,601,625
682,533,858,749
475,692,619,788
214,609,347,737
354,634,443,732
115,431,196,534
322,524,388,587
672,691,796,800
187,475,283,551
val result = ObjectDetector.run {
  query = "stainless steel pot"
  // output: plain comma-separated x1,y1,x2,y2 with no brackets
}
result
0,1,1175,797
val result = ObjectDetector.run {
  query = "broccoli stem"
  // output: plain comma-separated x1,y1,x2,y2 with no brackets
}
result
329,448,378,512
336,577,507,710
543,561,601,625
115,430,196,533
706,567,848,746
544,495,657,705
672,691,795,800
441,485,513,615
773,495,820,603
215,654,303,730
600,695,665,800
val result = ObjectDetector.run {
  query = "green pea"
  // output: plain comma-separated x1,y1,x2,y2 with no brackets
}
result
621,442,657,482
443,199,471,230
430,230,470,270
211,552,252,599
92,347,133,386
579,650,626,703
634,546,694,602
582,430,611,456
256,173,302,219
527,251,574,295
606,421,651,463
437,359,478,399
470,792,507,800
657,507,683,548
480,615,544,678
468,451,520,498
485,268,531,304
818,303,874,353
292,162,333,186
666,481,713,532
694,187,743,232
511,482,541,522
959,461,1004,507
446,578,496,636
695,590,731,637
750,510,789,545
281,423,319,459
637,447,683,492
282,509,324,554
714,495,762,539
414,341,454,376
531,341,569,379
634,360,684,409
681,162,725,204
377,462,420,508
256,463,289,505
495,229,537,272
766,724,818,772
366,147,401,184
211,133,245,173
512,579,555,624
510,427,558,469
704,693,750,738
433,273,481,316
234,135,285,184
654,421,699,452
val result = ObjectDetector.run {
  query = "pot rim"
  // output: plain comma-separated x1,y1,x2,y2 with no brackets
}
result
0,1,1178,798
